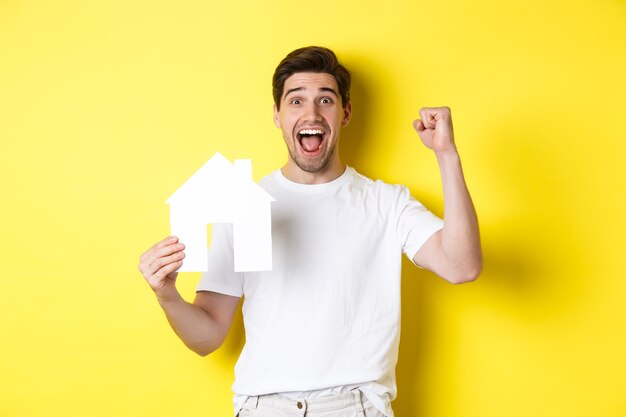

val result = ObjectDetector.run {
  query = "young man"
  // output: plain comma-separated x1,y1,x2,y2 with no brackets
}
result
138,46,482,417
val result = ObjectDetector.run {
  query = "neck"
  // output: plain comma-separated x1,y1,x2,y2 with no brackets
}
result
281,157,346,184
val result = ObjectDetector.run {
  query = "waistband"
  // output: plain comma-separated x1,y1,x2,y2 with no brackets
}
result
243,388,366,415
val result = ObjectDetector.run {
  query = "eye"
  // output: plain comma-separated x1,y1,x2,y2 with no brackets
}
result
319,97,333,104
290,98,302,105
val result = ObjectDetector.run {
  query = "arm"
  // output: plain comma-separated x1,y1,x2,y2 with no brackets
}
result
138,236,240,355
412,107,483,284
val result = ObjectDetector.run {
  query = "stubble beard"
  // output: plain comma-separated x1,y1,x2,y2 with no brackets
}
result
289,138,336,173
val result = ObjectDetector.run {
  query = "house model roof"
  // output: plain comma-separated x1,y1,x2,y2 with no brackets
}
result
167,152,275,206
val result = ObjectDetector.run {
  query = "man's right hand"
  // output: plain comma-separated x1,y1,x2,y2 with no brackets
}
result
138,236,185,302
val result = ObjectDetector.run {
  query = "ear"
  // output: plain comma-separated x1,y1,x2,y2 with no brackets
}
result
341,101,352,127
273,104,281,128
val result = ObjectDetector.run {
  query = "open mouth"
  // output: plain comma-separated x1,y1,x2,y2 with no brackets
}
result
296,127,326,155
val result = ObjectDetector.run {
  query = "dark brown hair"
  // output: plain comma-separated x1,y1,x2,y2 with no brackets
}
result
272,46,351,110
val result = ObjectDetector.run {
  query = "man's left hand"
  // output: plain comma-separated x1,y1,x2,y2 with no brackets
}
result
413,106,456,154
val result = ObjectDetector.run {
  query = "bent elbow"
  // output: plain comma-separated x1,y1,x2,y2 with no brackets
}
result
193,346,217,357
195,348,210,357
447,262,482,285
189,341,220,357
456,270,480,284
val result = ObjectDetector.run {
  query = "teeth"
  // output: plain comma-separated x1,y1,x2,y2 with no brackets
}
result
298,129,324,135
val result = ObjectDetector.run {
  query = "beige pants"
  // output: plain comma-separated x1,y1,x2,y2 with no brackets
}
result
237,389,386,417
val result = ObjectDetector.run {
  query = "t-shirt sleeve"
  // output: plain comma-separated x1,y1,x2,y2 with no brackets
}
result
196,223,244,297
395,186,444,264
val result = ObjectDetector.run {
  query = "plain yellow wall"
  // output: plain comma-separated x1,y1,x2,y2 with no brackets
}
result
1,1,625,416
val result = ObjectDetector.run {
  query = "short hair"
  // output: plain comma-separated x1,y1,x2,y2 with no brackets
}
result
272,46,351,110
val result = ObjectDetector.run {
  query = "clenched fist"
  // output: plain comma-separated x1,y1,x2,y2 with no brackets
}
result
413,106,456,154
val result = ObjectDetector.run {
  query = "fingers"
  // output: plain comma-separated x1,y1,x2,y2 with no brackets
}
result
138,236,185,288
417,106,451,129
413,119,425,133
419,108,435,129
140,237,183,267
149,259,183,284
144,241,185,268
142,249,185,278
140,236,178,263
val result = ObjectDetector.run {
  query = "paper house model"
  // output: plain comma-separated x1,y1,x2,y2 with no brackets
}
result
166,152,275,272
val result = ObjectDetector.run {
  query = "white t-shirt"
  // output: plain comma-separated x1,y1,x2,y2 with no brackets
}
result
196,167,444,416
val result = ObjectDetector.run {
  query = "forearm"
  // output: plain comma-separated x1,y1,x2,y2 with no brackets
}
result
436,149,482,281
158,292,225,356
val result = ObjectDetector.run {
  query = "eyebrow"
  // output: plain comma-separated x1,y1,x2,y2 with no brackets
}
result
283,87,339,100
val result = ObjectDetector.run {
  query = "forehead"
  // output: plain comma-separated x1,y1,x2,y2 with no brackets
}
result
282,72,339,97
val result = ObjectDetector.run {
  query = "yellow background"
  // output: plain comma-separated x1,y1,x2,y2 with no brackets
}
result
1,0,625,416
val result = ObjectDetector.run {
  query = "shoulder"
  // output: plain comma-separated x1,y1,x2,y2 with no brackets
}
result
348,167,409,202
257,170,281,194
258,170,279,186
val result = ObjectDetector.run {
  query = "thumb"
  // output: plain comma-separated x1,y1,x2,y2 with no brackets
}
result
413,119,425,133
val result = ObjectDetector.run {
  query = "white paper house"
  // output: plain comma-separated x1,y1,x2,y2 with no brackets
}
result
166,152,275,272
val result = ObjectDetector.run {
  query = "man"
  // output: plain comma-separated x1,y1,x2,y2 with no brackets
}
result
138,46,482,417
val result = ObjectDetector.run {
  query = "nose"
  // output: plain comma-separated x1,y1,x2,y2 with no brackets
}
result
302,102,322,122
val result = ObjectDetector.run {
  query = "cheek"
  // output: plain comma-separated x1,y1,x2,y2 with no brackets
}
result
286,117,301,135
281,123,295,143
328,109,343,125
